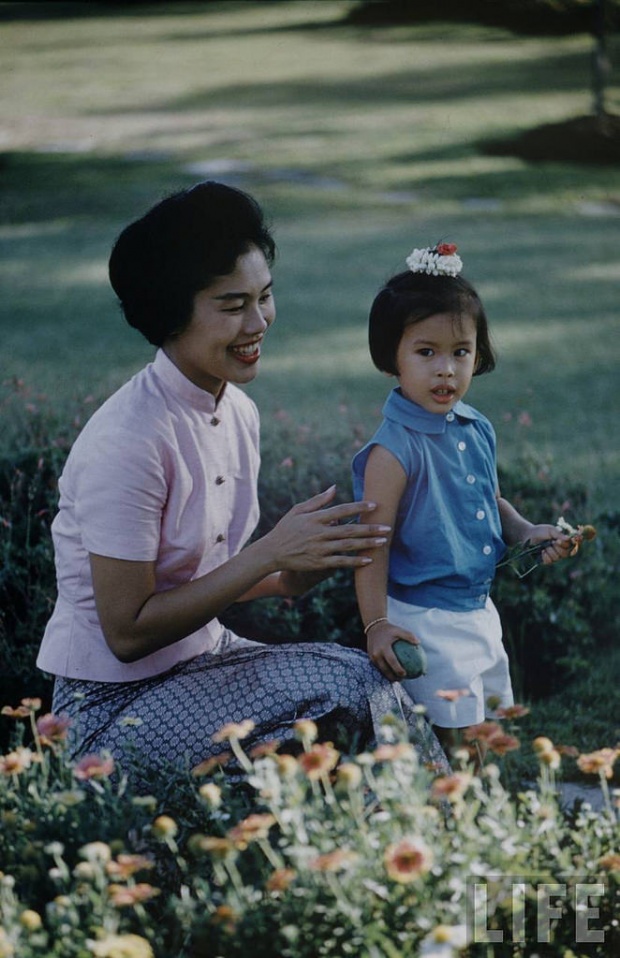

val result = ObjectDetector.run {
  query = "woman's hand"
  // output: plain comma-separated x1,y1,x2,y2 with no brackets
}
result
259,485,391,574
366,621,420,682
526,524,580,565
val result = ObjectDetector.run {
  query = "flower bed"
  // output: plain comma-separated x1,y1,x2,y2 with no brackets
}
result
0,701,618,957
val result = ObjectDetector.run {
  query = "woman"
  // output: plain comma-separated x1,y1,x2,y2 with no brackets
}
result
38,182,445,779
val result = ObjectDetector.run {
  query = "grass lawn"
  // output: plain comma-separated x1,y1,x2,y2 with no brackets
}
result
1,1,619,765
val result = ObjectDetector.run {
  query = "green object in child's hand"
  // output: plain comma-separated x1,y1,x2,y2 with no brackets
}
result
392,640,427,678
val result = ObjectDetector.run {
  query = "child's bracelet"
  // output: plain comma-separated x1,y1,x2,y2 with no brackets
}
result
363,616,388,636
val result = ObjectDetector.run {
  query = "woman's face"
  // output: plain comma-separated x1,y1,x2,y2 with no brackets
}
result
163,245,275,396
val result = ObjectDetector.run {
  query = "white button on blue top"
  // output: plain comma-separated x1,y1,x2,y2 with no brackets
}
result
466,474,476,484
458,441,467,451
476,509,486,520
446,411,455,422
483,545,492,555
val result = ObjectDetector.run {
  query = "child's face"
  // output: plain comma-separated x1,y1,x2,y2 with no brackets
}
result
395,312,477,414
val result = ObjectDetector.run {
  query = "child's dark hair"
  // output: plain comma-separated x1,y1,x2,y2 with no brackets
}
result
108,181,276,347
369,271,496,376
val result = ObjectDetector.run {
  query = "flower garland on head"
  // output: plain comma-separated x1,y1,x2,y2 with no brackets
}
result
406,242,463,278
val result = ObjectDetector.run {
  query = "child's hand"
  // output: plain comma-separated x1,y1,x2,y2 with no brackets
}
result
526,524,579,565
366,622,419,682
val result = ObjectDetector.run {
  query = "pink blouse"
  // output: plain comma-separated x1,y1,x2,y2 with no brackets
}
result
38,349,261,682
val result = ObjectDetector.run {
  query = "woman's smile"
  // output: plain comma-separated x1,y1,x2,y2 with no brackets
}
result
163,245,275,395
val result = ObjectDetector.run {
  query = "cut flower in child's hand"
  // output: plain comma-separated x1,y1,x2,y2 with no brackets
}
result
498,515,596,579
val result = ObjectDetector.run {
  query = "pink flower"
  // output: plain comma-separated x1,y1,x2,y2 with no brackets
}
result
496,704,530,720
74,753,115,780
518,411,532,427
436,688,470,703
279,456,294,468
36,713,71,745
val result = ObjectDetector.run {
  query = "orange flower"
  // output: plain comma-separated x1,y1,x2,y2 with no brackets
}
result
73,753,115,780
191,751,233,776
577,748,618,779
187,835,234,859
1,705,31,719
298,743,339,780
249,739,281,759
266,868,296,893
384,837,433,883
431,772,472,802
212,719,255,743
309,849,358,872
211,904,238,933
228,813,276,846
108,883,160,907
106,855,154,880
533,736,554,756
0,747,34,775
598,853,620,872
373,743,415,763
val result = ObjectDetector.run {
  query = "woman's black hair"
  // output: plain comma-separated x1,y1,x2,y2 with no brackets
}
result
368,270,496,376
108,181,276,346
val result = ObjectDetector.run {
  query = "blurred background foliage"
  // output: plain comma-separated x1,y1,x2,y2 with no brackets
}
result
1,1,618,763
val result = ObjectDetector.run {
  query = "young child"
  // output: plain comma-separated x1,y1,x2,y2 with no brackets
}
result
353,243,576,755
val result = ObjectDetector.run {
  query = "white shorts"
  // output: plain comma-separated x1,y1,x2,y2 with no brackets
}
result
389,596,514,728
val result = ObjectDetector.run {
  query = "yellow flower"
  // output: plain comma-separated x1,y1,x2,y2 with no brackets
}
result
151,815,178,839
0,928,14,958
335,762,363,789
533,736,554,755
294,719,318,744
539,748,561,770
384,837,433,883
19,910,42,932
212,719,255,744
199,783,222,808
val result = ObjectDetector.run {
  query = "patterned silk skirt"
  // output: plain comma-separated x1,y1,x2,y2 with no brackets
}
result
52,631,447,784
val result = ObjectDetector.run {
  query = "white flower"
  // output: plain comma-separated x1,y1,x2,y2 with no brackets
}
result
420,924,469,957
556,515,578,536
406,246,463,277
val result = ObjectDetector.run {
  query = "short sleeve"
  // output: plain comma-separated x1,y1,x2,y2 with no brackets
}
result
72,425,167,562
352,421,414,500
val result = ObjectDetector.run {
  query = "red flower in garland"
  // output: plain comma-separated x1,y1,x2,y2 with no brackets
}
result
436,243,458,256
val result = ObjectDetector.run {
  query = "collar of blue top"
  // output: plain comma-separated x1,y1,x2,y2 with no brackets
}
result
383,387,482,434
